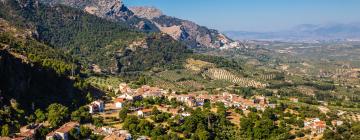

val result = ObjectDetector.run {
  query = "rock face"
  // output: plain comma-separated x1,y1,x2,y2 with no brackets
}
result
130,6,237,48
40,0,159,31
129,6,163,19
42,0,125,16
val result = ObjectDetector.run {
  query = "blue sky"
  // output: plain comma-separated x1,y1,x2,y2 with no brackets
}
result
124,0,360,32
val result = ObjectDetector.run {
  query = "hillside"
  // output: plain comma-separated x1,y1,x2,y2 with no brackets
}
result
0,18,93,110
0,0,191,74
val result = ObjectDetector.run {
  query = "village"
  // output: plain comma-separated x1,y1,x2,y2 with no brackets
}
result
2,83,336,140
83,83,331,140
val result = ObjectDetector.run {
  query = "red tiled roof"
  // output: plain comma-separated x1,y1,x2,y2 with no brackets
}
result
115,98,126,103
104,134,126,140
314,121,326,128
55,122,78,133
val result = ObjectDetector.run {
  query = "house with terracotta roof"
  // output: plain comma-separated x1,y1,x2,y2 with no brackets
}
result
46,122,79,140
137,108,152,117
304,118,327,134
115,98,126,108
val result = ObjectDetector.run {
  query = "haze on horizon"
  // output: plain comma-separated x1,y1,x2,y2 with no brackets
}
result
125,0,360,32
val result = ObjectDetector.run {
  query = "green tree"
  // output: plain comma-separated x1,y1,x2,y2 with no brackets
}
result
71,106,92,124
35,109,46,123
69,128,80,140
47,103,69,128
203,100,211,109
1,124,10,137
35,127,51,139
92,117,104,127
86,92,93,103
195,123,210,140
118,107,129,122
80,126,92,138
152,107,160,115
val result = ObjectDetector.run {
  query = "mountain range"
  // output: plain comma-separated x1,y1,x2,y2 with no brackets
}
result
225,23,360,42
40,0,238,48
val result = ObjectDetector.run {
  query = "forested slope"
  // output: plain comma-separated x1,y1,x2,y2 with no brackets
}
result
0,0,191,73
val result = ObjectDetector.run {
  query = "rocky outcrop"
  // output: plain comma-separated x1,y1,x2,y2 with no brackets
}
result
42,0,130,19
129,6,163,19
130,6,237,48
40,0,159,31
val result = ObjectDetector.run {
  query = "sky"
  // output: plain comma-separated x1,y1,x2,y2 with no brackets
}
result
124,0,360,32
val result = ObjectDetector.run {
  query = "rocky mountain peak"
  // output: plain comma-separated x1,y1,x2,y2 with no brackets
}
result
41,0,131,19
129,6,163,19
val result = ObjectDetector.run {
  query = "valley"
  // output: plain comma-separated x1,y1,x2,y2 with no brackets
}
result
0,0,360,140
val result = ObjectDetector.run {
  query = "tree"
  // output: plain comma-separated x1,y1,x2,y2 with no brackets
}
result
123,115,139,131
71,106,92,124
35,109,46,123
92,117,104,127
69,128,80,140
47,103,69,128
118,107,128,122
1,124,10,137
195,123,210,140
35,127,51,139
86,92,93,103
152,107,160,115
80,126,92,138
203,100,211,109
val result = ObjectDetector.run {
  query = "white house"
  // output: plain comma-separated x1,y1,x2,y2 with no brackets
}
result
137,109,152,117
46,122,79,140
89,100,105,114
115,98,125,108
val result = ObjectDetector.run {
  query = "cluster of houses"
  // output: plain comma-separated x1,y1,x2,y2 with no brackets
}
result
0,123,44,140
109,83,274,112
91,126,132,140
304,118,327,134
167,92,274,111
0,122,79,140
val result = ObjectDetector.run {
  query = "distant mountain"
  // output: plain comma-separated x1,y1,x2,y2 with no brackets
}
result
225,23,360,42
39,0,238,48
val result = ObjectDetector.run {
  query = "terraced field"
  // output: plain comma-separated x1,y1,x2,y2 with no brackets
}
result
184,58,215,72
156,70,203,82
203,68,266,88
176,80,205,91
152,76,180,91
86,76,123,91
